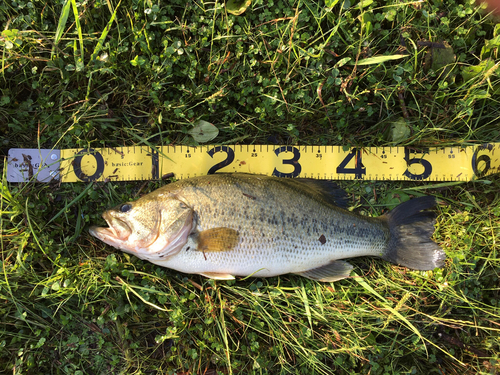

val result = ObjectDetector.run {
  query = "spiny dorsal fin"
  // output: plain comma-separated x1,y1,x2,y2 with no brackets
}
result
196,227,239,252
276,178,349,209
295,260,353,282
203,173,349,208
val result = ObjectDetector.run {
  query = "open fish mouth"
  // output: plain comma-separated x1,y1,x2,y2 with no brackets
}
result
89,214,132,245
89,207,194,258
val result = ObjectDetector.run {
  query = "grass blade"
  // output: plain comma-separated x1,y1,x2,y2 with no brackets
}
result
54,0,71,46
89,0,122,63
70,0,85,67
356,54,407,65
45,182,94,226
351,272,427,353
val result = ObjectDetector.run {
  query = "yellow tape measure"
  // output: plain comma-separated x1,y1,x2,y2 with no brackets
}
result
6,144,499,183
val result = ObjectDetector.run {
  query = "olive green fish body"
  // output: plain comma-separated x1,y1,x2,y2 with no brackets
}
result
90,174,446,281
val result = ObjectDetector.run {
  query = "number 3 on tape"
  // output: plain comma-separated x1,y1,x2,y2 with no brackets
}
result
272,146,302,178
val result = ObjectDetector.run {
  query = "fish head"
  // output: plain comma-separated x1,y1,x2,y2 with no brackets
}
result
89,194,194,260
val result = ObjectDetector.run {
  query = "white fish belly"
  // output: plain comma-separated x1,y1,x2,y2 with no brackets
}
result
150,233,385,277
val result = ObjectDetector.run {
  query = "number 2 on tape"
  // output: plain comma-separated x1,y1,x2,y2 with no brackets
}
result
207,146,235,174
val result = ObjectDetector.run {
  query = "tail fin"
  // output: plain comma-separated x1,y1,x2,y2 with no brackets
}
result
382,196,446,270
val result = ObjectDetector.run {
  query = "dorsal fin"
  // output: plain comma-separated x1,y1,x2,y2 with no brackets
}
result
205,173,349,208
275,178,349,209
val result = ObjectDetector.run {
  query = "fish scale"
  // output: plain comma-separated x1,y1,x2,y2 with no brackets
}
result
90,173,446,281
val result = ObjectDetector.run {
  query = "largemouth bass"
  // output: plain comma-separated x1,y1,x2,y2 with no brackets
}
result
89,174,446,281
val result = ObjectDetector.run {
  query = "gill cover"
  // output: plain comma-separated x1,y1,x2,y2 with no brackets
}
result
89,197,194,260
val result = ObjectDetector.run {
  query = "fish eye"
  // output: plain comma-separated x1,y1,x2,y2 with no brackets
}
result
120,204,132,213
179,202,188,209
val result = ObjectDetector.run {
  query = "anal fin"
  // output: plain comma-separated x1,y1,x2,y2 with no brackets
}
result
295,261,353,282
199,272,235,280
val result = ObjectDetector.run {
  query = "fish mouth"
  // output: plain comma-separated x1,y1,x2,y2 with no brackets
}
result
89,213,132,246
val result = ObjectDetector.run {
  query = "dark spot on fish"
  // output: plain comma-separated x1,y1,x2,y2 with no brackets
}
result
186,246,191,251
319,234,326,245
271,214,278,225
242,193,256,200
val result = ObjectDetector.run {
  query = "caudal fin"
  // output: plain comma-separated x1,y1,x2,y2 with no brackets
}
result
382,196,446,270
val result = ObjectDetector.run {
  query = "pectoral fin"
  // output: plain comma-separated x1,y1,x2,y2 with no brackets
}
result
199,272,235,280
295,260,353,282
197,228,239,252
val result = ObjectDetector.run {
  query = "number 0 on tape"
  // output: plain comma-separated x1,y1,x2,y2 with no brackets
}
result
6,144,499,183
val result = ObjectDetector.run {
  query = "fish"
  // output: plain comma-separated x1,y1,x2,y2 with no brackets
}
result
89,173,446,282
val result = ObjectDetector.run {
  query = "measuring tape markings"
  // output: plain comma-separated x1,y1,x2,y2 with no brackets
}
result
6,144,499,183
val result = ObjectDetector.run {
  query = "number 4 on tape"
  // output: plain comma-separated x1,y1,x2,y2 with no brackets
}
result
6,144,499,183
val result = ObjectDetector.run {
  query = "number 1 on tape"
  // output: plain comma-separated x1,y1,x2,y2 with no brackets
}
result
6,144,499,183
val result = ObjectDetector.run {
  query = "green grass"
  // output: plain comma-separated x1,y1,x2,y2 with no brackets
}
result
1,0,500,373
